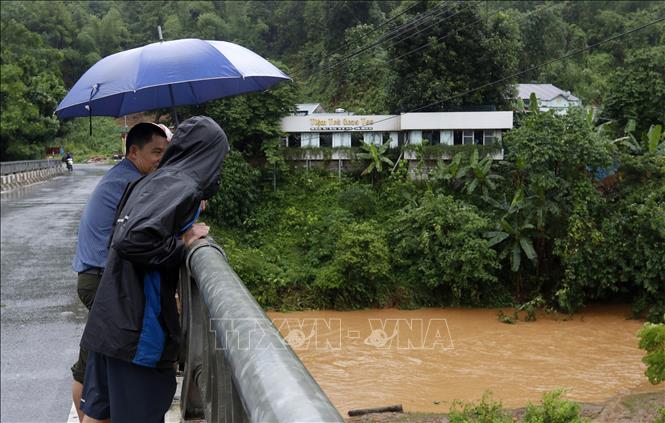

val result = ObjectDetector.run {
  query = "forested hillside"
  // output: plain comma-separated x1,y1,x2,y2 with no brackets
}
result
2,1,663,159
2,1,664,320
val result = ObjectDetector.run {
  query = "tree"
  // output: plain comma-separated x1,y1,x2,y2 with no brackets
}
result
603,46,665,139
0,19,64,160
386,1,520,113
190,65,298,156
390,193,500,305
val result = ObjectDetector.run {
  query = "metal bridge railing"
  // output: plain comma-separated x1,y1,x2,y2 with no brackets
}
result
179,238,344,423
0,159,63,175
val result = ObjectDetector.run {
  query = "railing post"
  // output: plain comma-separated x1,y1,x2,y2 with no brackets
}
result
178,266,205,420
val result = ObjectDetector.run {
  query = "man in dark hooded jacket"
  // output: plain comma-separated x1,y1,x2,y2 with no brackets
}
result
79,116,229,423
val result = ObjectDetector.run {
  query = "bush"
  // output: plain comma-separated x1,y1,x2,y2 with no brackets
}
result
314,221,392,309
337,184,376,218
637,318,665,385
223,241,286,308
448,391,513,423
523,390,586,423
389,193,500,306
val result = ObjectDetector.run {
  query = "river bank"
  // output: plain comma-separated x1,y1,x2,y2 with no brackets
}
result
345,389,665,422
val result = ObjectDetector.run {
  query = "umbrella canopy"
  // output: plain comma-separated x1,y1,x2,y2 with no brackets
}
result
55,38,290,119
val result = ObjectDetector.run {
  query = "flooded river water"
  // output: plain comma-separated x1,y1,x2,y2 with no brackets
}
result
269,305,664,414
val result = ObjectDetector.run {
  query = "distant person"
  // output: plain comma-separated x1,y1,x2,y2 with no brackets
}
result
70,122,169,421
65,152,74,172
78,116,229,423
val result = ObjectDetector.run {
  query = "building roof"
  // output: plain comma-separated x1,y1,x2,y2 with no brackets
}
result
516,84,580,102
296,103,326,114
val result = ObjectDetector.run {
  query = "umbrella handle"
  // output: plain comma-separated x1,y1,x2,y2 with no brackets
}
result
168,84,179,127
87,84,99,136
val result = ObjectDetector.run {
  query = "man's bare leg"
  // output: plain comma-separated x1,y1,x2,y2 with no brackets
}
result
72,380,84,422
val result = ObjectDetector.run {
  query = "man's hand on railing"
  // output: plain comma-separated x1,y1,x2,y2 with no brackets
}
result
182,223,210,249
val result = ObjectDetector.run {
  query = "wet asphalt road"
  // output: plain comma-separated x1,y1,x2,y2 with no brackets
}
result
1,164,111,423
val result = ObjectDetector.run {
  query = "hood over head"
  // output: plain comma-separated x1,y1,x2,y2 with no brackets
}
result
158,116,229,199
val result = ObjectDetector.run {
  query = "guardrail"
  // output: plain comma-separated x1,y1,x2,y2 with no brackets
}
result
0,159,63,175
179,238,344,423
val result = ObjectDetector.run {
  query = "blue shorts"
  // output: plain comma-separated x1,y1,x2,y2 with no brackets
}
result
81,351,176,422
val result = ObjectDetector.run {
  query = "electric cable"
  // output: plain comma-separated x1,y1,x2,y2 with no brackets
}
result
292,0,458,78
361,14,665,128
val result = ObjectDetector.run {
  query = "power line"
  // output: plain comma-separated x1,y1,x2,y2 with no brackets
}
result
310,1,480,77
386,1,557,74
326,0,426,58
364,14,665,127
294,1,454,78
292,1,457,78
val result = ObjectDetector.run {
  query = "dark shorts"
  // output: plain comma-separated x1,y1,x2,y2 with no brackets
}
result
71,271,102,383
81,351,176,422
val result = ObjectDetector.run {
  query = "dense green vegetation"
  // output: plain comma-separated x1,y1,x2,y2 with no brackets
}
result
448,390,587,423
209,109,665,322
2,1,664,159
638,317,665,385
1,1,664,322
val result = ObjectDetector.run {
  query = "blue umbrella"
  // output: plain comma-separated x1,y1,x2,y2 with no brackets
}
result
55,38,290,123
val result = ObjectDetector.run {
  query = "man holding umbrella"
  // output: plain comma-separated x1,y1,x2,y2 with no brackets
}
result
70,121,171,421
79,116,229,423
54,37,286,420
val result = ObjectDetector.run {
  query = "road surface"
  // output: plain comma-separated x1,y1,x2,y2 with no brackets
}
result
1,164,110,423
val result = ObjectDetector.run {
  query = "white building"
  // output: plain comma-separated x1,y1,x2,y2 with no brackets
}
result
293,103,327,116
281,107,513,160
516,83,581,115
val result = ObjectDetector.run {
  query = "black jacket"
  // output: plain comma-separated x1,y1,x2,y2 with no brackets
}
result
81,116,229,368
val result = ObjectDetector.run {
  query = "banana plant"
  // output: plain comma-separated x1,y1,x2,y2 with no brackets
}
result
431,152,466,190
485,190,538,273
357,140,394,183
460,149,502,197
646,124,665,155
614,121,665,156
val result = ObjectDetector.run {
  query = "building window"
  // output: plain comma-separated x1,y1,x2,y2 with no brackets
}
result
463,130,474,145
333,132,351,147
441,130,453,145
351,132,363,147
454,130,463,145
398,132,406,146
302,132,319,147
474,130,483,145
422,130,441,145
483,130,497,145
387,132,399,148
364,132,382,146
288,133,301,148
408,130,422,145
320,133,333,148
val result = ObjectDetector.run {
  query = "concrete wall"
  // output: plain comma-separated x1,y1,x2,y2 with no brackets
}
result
1,164,66,192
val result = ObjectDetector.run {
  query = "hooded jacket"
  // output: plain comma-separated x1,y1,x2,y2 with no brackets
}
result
81,116,229,368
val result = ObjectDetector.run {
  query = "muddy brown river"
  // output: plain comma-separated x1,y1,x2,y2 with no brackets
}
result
269,305,664,414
